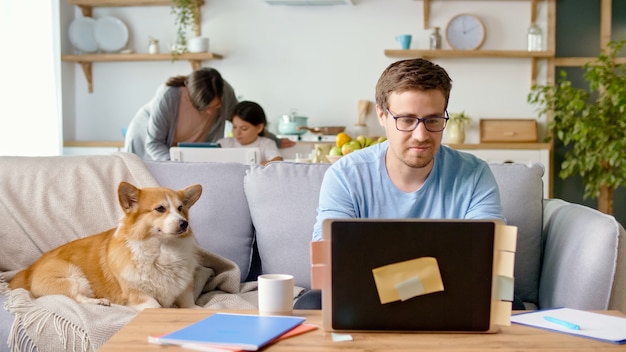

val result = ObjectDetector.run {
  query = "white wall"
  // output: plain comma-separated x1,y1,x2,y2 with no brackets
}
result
0,0,63,156
61,0,548,144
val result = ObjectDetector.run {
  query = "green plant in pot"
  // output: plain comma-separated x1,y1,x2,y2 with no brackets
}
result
171,0,198,58
446,111,471,144
527,40,626,215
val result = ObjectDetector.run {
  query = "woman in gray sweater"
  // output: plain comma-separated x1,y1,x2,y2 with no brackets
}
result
124,67,290,160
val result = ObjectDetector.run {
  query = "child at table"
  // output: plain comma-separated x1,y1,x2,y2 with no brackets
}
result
217,101,283,166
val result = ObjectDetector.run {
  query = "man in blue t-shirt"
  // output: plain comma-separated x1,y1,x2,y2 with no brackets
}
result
298,58,512,310
312,58,505,242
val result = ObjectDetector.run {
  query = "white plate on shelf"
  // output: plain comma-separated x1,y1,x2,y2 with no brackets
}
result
68,17,98,53
94,16,129,52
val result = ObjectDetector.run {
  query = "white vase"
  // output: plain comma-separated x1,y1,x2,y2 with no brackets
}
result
446,123,465,144
188,37,209,53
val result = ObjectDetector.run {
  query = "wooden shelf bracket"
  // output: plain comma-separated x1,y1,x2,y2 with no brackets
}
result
423,0,430,29
79,62,93,93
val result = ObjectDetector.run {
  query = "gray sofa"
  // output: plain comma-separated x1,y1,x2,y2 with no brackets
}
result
1,154,625,351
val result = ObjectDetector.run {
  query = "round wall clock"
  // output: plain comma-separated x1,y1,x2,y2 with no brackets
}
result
445,13,486,50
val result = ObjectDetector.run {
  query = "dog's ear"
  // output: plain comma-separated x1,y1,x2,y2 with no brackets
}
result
181,184,202,208
118,182,140,213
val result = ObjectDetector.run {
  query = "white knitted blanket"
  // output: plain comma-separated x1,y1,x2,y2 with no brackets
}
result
0,153,259,351
0,250,257,352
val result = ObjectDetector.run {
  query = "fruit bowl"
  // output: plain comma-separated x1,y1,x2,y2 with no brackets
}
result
326,155,343,163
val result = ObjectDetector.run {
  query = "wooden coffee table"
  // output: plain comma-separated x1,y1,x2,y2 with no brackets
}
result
100,309,626,351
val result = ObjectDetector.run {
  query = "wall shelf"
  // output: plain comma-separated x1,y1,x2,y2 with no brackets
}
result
554,57,626,67
384,49,553,59
67,0,204,16
62,53,223,92
385,49,553,86
446,142,550,150
66,0,212,93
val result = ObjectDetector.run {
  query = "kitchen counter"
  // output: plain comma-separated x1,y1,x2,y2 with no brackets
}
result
276,134,336,142
64,140,124,148
64,141,550,150
63,140,124,156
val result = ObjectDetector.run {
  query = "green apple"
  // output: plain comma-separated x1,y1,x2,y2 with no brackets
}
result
329,146,343,156
342,140,362,155
377,136,387,143
364,137,374,147
348,140,362,149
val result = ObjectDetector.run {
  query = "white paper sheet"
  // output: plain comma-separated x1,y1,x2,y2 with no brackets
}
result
511,308,626,344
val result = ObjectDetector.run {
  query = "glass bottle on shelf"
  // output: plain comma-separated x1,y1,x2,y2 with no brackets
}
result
148,37,160,54
527,23,543,51
430,26,442,50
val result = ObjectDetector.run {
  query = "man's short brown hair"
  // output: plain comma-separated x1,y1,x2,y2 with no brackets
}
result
375,58,453,111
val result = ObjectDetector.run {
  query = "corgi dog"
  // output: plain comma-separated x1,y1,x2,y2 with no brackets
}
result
9,181,203,311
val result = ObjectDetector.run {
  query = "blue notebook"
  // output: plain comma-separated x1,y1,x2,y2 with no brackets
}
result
152,313,305,351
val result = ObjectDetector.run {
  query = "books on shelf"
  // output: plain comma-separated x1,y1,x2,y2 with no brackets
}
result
148,313,313,351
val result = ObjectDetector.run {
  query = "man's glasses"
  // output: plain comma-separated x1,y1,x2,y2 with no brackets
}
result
386,109,449,132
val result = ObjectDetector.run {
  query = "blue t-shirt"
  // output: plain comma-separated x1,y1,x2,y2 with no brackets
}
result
312,141,506,241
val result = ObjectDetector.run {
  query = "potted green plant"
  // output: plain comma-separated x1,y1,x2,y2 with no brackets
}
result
171,0,198,58
527,40,626,215
446,111,471,144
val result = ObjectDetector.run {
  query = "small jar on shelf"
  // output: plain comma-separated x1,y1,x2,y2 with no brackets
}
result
148,37,160,54
430,27,442,50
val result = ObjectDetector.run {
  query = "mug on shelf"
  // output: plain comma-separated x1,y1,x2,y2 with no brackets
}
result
396,34,412,50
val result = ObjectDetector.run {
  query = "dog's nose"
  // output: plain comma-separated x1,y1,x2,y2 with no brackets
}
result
179,220,188,230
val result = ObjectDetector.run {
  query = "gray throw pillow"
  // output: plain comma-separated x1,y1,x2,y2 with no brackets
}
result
489,163,544,305
244,162,331,289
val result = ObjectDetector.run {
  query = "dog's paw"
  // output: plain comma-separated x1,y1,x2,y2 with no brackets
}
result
131,298,162,311
86,297,111,306
97,298,111,306
76,294,111,306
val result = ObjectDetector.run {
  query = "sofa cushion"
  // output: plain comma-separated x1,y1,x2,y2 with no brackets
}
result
489,163,544,305
244,162,331,289
144,161,254,282
540,198,624,310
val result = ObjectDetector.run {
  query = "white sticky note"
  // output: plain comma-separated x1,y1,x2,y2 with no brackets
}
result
494,275,514,301
395,276,426,301
331,332,353,342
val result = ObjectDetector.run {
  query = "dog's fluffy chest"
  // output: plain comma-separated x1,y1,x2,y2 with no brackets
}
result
121,237,197,306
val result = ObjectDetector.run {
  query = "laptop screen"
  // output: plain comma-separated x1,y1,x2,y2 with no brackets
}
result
327,219,496,332
169,147,260,164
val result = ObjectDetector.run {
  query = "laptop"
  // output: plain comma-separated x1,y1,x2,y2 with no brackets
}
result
310,219,517,333
169,146,260,164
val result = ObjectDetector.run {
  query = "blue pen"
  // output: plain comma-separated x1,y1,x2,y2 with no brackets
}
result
544,316,581,330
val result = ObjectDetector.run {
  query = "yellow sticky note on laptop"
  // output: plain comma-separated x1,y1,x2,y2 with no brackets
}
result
372,257,444,304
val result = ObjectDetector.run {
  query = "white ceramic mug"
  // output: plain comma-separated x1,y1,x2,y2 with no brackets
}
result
258,274,294,316
295,152,312,163
188,37,209,53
